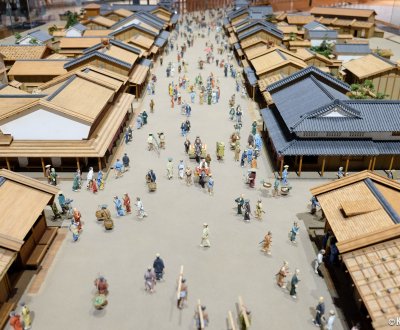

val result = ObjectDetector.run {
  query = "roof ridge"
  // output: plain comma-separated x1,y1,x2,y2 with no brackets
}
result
370,52,396,66
310,75,336,100
47,75,77,101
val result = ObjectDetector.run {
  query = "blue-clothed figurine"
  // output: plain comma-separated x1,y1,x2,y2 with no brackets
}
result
136,115,143,129
240,150,247,168
254,134,262,150
282,165,289,185
337,166,344,179
190,91,196,103
247,148,253,163
114,196,125,216
311,196,320,214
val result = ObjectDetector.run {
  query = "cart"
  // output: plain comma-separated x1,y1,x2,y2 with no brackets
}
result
216,142,225,160
148,181,157,192
188,144,207,159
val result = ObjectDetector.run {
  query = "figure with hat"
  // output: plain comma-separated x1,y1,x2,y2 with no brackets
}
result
20,302,31,329
144,267,156,293
326,310,336,330
243,200,251,221
113,196,125,217
135,197,147,219
207,174,214,196
142,110,148,125
235,194,245,214
97,205,113,230
153,253,165,281
9,311,23,330
337,166,344,179
289,221,300,243
288,269,300,299
178,160,185,179
45,164,51,184
167,158,174,180
313,297,325,327
123,193,131,214
261,231,272,255
146,169,156,183
276,261,289,288
282,165,289,185
158,132,165,149
255,199,265,220
49,168,58,186
200,223,210,248
72,169,81,192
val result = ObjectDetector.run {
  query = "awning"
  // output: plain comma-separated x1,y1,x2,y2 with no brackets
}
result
243,66,257,86
154,36,167,47
150,45,159,54
140,58,152,67
130,64,149,85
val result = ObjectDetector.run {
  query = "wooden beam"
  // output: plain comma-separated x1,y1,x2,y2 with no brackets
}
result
389,155,394,171
228,311,237,330
368,156,373,170
279,157,284,178
5,158,10,171
344,156,350,174
197,299,205,330
176,265,184,300
238,296,250,328
298,155,303,177
41,157,45,177
76,157,80,172
320,157,326,177
371,156,376,172
98,157,102,171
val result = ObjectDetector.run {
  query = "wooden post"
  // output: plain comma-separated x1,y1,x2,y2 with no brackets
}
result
76,157,80,171
238,296,250,328
252,86,255,100
368,156,373,170
371,156,376,171
320,157,326,177
279,157,284,178
98,157,102,171
5,157,10,170
228,311,237,330
41,157,45,177
389,155,394,171
176,265,184,300
298,155,303,177
344,156,350,174
197,299,205,330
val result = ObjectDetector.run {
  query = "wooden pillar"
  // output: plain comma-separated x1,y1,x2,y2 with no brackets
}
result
76,157,80,171
320,157,326,177
41,157,45,177
389,155,394,171
197,300,205,329
252,86,255,100
279,157,284,178
5,157,10,171
228,311,237,330
98,157,102,171
368,156,373,170
298,155,303,177
344,156,350,174
371,156,376,171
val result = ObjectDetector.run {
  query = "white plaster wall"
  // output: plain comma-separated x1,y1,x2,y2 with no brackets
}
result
0,108,91,140
66,29,83,37
337,55,364,62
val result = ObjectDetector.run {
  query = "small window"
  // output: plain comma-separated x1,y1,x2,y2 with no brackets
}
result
327,132,341,137
349,132,364,137
392,132,400,136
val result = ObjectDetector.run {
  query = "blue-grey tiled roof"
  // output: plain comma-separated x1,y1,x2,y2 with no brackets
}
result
110,4,158,12
334,43,371,55
159,30,170,40
109,21,158,37
243,67,257,86
29,30,52,42
136,11,165,25
375,141,400,155
82,39,141,55
154,36,167,47
71,23,87,32
307,30,338,39
234,42,240,50
64,51,132,69
249,6,273,19
228,7,247,20
238,24,283,41
170,13,179,25
140,58,152,67
266,66,350,93
223,18,230,27
236,20,276,34
303,21,326,31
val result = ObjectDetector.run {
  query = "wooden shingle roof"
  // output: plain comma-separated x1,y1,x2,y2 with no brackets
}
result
0,45,48,61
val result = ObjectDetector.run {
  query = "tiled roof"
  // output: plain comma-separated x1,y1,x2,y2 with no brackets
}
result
170,13,179,24
238,24,283,41
307,29,338,39
83,39,141,55
0,45,48,60
135,12,165,29
64,51,131,70
334,43,371,55
266,66,350,93
236,20,276,34
243,67,257,86
303,21,326,30
70,23,87,32
29,29,52,42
